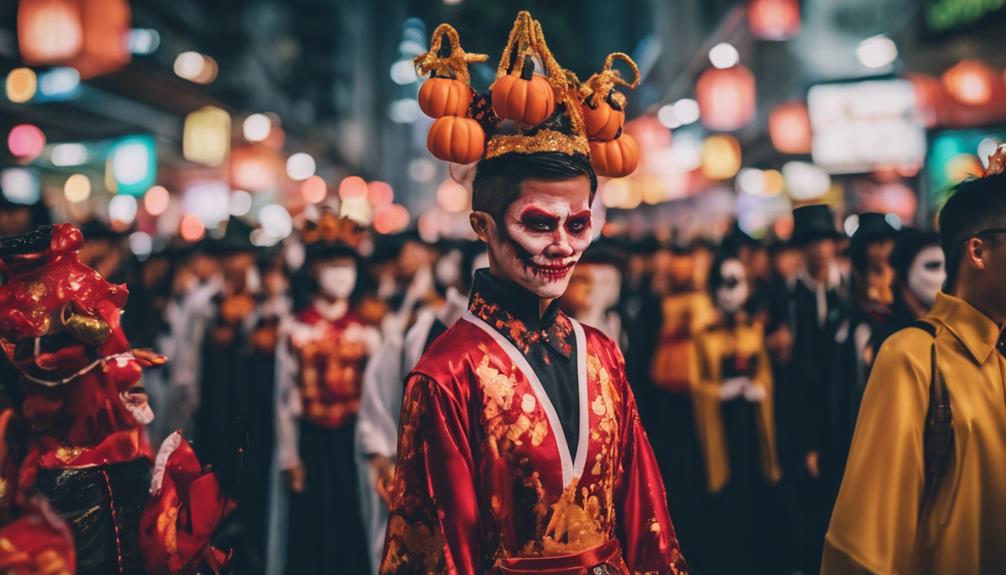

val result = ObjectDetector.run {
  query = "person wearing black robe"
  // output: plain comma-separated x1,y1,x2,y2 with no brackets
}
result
183,217,275,574
779,204,851,574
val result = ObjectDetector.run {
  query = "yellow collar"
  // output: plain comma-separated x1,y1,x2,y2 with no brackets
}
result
928,291,1004,364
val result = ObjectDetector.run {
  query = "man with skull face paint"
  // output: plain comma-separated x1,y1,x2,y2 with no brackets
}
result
380,12,686,575
275,215,379,574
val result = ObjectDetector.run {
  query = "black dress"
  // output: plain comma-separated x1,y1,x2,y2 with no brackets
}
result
195,293,275,574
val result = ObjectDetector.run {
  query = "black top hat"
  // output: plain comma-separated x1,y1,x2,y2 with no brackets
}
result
851,212,899,244
721,221,761,255
304,241,359,264
791,204,843,245
890,228,940,281
206,217,256,254
580,239,626,271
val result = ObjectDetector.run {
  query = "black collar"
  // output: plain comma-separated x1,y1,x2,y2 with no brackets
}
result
468,269,574,358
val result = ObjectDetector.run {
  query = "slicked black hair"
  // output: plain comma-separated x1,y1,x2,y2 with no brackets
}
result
938,172,1006,291
472,152,597,224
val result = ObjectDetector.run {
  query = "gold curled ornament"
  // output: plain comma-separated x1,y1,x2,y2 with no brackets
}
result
580,52,640,110
413,23,488,86
495,11,569,100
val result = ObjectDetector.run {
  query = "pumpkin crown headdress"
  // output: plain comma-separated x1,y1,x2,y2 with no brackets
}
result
416,11,641,183
301,208,365,263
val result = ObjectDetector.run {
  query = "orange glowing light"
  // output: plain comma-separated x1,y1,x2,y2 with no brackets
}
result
748,0,801,41
179,214,205,242
373,203,410,234
338,176,368,200
18,0,131,78
143,185,170,216
769,102,811,154
301,175,327,204
367,181,394,207
696,65,757,131
942,60,996,106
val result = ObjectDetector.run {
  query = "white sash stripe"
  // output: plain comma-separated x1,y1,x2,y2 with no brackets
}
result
462,311,588,488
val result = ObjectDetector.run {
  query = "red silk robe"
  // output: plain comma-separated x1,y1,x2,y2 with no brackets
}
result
380,310,688,575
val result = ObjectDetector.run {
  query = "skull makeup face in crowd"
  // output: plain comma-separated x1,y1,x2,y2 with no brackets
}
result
474,176,594,300
908,246,946,307
714,258,750,314
315,257,358,301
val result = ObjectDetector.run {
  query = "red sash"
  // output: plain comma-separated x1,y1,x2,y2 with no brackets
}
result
496,539,629,575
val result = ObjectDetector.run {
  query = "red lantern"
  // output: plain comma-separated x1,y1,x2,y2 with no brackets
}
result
17,0,131,79
696,65,757,132
768,102,811,154
748,0,801,41
230,145,282,192
942,60,996,106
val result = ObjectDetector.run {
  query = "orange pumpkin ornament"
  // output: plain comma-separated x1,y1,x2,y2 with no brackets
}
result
582,95,625,141
418,77,472,118
580,52,640,142
590,133,639,178
427,116,485,164
492,55,555,125
414,24,487,118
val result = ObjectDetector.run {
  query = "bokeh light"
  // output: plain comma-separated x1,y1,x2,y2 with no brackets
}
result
64,173,91,203
373,203,410,234
5,68,37,103
286,152,316,180
339,176,368,200
367,181,394,207
436,179,469,213
301,175,328,204
109,194,138,225
7,124,46,160
144,185,170,216
260,204,293,238
243,113,272,142
51,143,88,166
179,214,206,242
230,190,253,216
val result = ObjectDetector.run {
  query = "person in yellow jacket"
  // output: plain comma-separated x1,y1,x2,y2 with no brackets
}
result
822,164,1006,574
692,255,782,574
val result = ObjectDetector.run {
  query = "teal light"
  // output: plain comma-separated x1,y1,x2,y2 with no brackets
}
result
926,129,1006,209
111,135,157,196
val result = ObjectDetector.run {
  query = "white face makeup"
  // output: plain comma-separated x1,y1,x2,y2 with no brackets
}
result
592,265,622,312
471,252,490,278
715,258,749,314
318,263,357,300
435,249,463,288
908,245,945,307
481,177,593,300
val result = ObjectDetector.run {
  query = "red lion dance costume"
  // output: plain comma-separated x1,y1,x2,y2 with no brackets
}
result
0,223,228,575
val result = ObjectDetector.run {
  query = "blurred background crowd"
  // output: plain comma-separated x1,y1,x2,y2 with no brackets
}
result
1,0,1005,574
